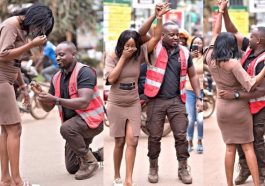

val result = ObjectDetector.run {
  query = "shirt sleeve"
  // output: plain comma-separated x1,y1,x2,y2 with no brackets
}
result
104,52,117,84
77,66,96,89
43,45,50,57
0,25,18,57
241,37,249,52
232,61,256,92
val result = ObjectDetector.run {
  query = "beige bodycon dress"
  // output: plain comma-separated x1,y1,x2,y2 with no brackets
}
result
104,44,148,137
206,47,255,144
0,20,30,125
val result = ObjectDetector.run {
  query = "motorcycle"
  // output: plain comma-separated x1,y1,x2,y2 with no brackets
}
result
203,71,216,119
103,85,171,137
14,60,49,120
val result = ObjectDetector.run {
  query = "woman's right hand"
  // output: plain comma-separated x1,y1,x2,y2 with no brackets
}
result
30,35,47,48
191,50,199,58
121,47,137,60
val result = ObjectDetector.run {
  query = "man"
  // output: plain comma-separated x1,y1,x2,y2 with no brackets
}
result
220,4,265,185
35,41,59,82
144,22,203,184
37,41,104,180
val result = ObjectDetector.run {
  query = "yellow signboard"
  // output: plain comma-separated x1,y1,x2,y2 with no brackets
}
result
228,9,249,36
104,4,132,43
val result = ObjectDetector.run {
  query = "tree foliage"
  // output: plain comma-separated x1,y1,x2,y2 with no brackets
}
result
0,0,102,43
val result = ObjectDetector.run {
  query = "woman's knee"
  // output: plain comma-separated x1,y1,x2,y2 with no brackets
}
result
197,112,204,124
115,137,126,148
226,144,236,153
196,120,203,128
5,123,22,137
127,136,139,148
241,142,254,153
187,119,195,127
187,114,195,123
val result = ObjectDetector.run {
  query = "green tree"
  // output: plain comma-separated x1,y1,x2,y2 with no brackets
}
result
0,0,102,44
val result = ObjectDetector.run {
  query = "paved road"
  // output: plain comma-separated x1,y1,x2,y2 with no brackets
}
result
104,126,203,186
1,110,104,186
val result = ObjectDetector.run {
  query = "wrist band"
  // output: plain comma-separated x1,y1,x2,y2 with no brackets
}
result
218,9,224,13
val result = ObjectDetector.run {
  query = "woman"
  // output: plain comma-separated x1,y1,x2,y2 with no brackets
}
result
0,4,54,186
104,3,169,186
186,36,204,154
205,1,264,185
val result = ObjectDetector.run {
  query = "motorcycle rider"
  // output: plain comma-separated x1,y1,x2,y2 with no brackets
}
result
35,40,59,82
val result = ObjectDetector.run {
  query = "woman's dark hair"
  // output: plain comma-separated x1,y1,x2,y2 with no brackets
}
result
211,32,241,63
190,36,203,54
115,30,141,59
12,4,54,37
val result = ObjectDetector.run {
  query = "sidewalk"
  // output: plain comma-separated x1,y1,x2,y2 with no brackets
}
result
204,112,255,186
103,128,204,186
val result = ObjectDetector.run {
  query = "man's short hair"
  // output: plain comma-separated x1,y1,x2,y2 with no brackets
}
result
162,22,179,32
58,41,77,52
163,21,178,28
257,27,265,38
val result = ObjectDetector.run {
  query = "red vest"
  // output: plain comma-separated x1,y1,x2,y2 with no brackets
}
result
144,42,189,103
53,62,104,128
241,47,265,114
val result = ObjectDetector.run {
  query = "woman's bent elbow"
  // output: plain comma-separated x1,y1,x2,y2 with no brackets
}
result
106,77,115,85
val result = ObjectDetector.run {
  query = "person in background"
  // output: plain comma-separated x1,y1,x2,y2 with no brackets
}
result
179,28,190,48
0,4,54,186
35,40,59,82
186,36,204,154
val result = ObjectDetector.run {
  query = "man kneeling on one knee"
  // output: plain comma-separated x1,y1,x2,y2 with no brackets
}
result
37,41,104,180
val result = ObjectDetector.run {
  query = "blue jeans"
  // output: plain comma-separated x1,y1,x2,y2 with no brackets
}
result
186,90,203,141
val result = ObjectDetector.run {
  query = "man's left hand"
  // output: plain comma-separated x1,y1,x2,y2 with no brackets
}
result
196,99,203,112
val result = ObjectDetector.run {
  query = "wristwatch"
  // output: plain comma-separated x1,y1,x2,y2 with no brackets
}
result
55,97,61,105
196,96,203,101
234,91,240,99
